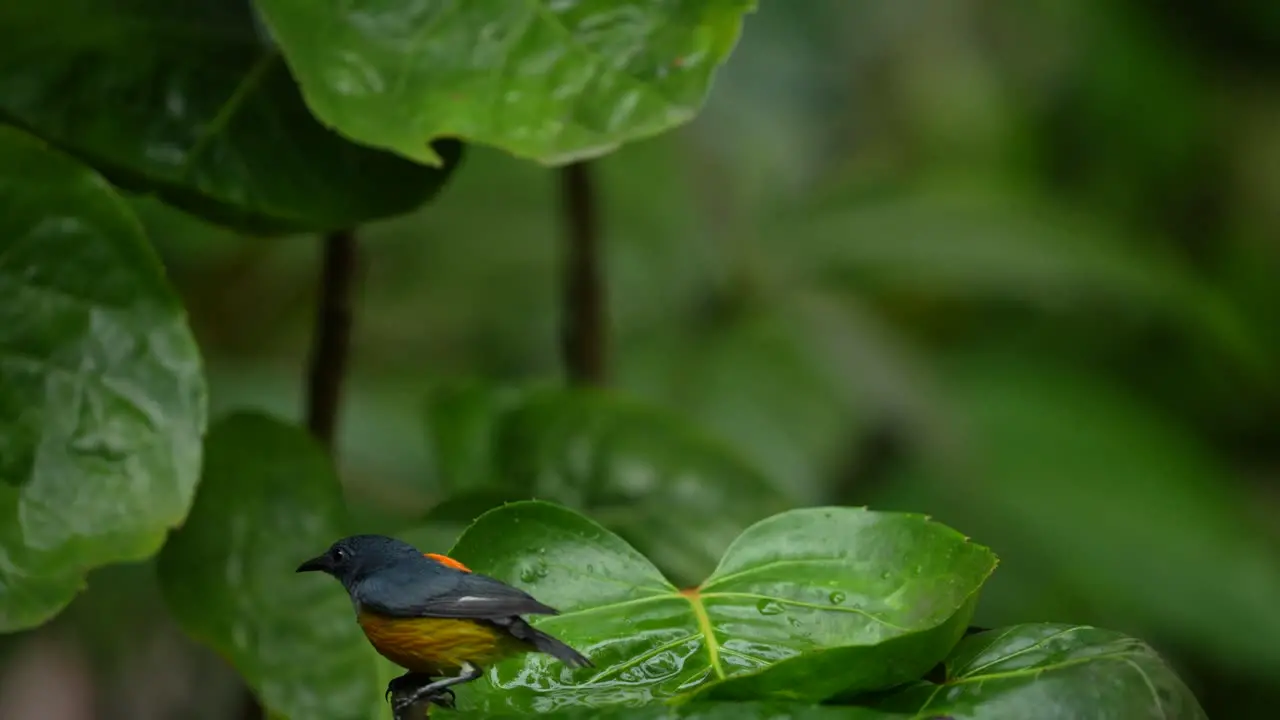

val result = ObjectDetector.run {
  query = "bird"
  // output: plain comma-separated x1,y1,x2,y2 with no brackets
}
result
296,534,592,713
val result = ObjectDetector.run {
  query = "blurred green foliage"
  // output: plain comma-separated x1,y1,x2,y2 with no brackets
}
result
2,0,1279,718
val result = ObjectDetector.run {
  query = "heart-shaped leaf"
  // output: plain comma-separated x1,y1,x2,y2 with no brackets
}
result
443,501,996,713
0,0,462,234
873,623,1208,719
252,0,758,166
157,413,395,720
424,385,794,585
0,126,206,632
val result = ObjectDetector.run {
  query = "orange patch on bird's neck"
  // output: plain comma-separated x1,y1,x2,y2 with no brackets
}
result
425,553,471,572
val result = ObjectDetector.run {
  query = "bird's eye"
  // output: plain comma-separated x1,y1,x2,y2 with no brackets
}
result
333,547,348,562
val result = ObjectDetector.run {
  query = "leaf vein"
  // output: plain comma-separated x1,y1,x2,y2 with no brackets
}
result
699,591,910,631
581,632,700,685
1122,657,1167,720
958,625,1089,678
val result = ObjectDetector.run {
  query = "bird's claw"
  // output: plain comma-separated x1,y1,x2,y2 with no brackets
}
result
385,674,455,713
391,688,454,713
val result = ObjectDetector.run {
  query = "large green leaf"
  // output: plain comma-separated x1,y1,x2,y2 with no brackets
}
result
157,413,395,720
252,0,758,166
874,624,1208,719
873,350,1280,677
0,126,206,632
442,501,996,713
0,0,462,234
424,385,793,584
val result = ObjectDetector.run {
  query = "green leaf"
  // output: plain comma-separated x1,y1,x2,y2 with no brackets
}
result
442,501,996,712
617,310,867,504
0,126,206,632
425,385,794,584
772,186,1270,381
460,701,909,719
252,0,758,166
874,350,1280,677
0,0,462,234
157,413,394,720
874,624,1208,719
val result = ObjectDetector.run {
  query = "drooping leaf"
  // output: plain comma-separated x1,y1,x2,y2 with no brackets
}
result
440,501,996,713
252,0,759,166
0,126,206,632
424,385,793,584
157,413,395,720
0,0,462,234
874,350,1280,678
874,624,1208,719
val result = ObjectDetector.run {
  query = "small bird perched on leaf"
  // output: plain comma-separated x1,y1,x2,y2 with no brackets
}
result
297,534,592,714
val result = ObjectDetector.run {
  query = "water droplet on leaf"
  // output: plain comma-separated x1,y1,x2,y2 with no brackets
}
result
756,599,784,616
829,591,846,605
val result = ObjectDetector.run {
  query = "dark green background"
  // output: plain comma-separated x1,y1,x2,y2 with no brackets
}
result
2,0,1278,718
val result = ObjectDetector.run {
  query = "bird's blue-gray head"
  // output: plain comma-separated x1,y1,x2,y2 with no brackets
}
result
296,534,424,591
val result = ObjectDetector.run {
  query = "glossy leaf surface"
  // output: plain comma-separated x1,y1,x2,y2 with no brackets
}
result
0,126,206,631
253,0,757,165
875,623,1209,719
0,0,462,234
442,501,995,712
157,413,395,720
425,385,793,584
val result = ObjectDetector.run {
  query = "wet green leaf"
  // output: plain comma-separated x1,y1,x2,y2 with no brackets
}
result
442,501,996,712
874,624,1208,719
252,0,758,166
157,413,395,720
0,126,206,631
0,0,462,234
424,385,793,584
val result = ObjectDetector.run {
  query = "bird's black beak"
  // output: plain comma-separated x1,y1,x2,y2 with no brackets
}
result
296,554,330,574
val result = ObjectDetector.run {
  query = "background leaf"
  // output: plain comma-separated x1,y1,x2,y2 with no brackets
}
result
0,126,206,631
873,350,1280,678
442,501,994,713
0,0,463,234
157,413,393,720
874,623,1209,719
424,385,793,584
617,309,868,504
252,0,759,165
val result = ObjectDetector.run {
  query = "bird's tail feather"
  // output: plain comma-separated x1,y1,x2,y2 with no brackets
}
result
507,617,593,668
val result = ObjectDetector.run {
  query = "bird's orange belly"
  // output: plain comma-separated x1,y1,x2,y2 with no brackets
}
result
357,612,519,674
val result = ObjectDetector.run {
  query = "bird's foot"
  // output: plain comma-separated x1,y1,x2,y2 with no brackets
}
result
391,691,455,715
391,663,481,714
385,672,456,712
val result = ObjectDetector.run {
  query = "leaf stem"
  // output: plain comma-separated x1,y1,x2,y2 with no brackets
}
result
305,228,358,451
559,161,607,385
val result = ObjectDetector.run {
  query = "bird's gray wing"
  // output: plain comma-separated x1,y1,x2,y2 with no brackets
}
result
358,571,560,619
